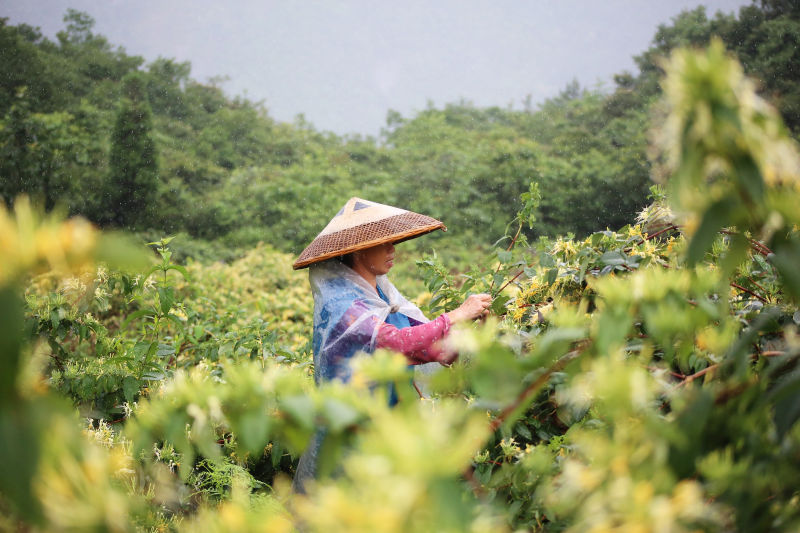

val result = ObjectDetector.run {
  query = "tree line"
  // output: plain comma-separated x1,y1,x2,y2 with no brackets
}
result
1,2,798,258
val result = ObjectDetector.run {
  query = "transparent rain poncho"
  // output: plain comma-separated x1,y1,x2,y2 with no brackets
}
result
309,259,436,384
293,259,441,493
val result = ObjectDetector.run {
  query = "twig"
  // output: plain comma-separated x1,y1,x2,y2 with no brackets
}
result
645,224,680,241
489,342,588,432
673,364,719,389
506,224,523,252
645,365,685,379
674,351,788,389
746,277,771,299
462,343,588,498
496,270,525,295
489,225,523,293
719,229,773,256
730,282,768,303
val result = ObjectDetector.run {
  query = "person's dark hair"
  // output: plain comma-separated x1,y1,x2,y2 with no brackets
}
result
339,253,355,267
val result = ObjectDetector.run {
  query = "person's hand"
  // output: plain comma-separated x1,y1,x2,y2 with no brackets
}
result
446,293,492,323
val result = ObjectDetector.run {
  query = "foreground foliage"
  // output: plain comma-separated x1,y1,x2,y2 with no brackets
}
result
1,41,800,533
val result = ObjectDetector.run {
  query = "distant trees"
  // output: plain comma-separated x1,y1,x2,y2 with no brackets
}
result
106,73,158,229
1,4,799,253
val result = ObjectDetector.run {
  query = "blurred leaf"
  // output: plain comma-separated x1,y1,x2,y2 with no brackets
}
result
281,395,315,429
236,410,270,456
94,232,151,272
773,378,800,440
769,243,800,302
0,403,42,522
321,398,360,432
686,198,735,266
0,287,24,403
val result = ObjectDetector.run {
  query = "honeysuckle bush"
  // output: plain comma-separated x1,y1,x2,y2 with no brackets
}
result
22,238,314,421
2,41,800,532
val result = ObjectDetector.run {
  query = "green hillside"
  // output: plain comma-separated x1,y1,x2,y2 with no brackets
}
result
3,3,798,261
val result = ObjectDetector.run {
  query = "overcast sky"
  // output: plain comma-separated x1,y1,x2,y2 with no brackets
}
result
4,0,751,136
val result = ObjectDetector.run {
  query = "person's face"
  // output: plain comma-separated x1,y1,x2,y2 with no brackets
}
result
354,242,395,276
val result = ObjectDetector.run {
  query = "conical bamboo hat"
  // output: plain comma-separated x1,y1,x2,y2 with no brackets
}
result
292,197,446,269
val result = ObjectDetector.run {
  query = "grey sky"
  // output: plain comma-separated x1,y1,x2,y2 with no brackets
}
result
4,0,751,136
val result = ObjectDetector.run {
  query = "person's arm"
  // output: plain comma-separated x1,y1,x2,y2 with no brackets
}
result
375,293,492,365
375,314,455,365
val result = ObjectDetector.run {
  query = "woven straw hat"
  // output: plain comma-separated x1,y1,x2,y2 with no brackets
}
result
292,197,445,269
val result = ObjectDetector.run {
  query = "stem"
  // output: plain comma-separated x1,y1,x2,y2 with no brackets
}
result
645,224,680,241
746,276,770,299
462,342,587,498
674,351,789,389
645,365,685,379
673,364,719,389
506,223,523,252
719,229,773,256
496,269,525,295
730,282,768,303
489,342,588,432
489,223,523,293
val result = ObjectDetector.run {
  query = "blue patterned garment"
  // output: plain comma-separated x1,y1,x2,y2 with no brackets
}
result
377,284,412,406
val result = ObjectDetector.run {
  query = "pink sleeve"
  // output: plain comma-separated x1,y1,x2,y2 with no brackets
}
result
375,314,455,365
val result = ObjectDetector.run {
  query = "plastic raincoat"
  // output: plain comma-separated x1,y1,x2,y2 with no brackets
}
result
292,260,448,492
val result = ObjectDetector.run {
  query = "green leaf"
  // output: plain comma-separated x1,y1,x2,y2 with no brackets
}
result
540,253,556,268
143,265,164,283
158,287,175,314
120,308,153,330
164,313,184,328
599,251,627,266
491,294,511,315
514,423,532,441
218,341,234,359
165,264,190,281
271,441,285,468
156,344,175,357
130,341,156,362
492,273,505,289
122,376,139,404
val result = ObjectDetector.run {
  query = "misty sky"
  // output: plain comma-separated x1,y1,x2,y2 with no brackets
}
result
4,0,751,136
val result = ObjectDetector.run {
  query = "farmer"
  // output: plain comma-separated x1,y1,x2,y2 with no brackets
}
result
291,197,490,491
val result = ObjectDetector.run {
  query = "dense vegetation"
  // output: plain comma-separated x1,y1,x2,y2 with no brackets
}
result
2,1,800,532
2,2,799,258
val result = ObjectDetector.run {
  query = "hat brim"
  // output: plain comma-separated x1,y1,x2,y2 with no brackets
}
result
292,213,445,269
